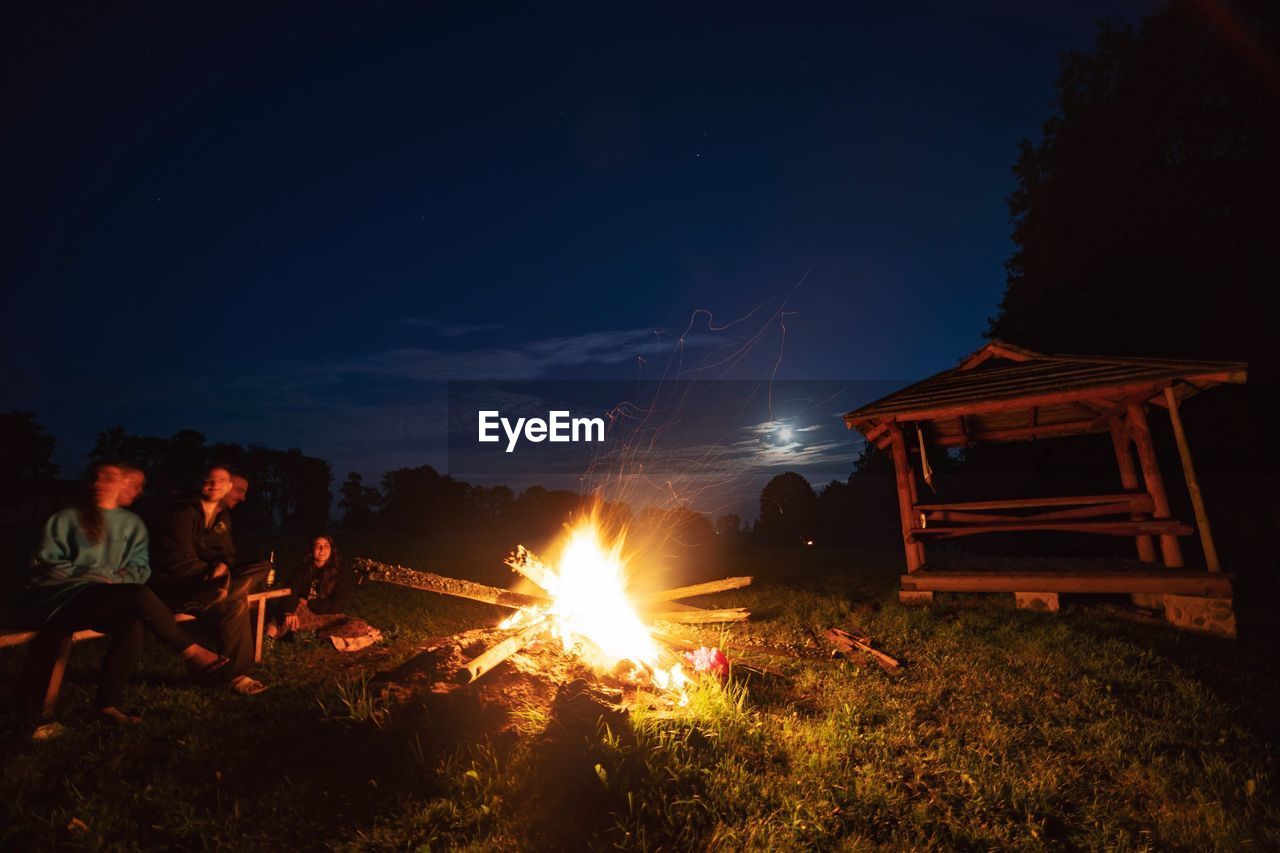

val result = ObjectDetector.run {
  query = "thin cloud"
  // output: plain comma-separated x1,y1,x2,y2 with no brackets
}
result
291,327,699,384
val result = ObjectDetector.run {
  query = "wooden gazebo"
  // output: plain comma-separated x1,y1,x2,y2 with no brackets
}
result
844,341,1247,636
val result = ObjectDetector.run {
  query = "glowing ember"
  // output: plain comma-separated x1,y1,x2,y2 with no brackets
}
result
500,518,690,694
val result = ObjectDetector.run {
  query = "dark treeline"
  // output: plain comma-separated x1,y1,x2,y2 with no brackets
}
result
970,0,1278,584
0,415,728,594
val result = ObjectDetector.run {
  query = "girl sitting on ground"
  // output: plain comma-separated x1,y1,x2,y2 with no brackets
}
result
13,463,230,725
268,534,380,651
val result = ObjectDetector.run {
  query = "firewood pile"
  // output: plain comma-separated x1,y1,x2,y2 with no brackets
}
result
354,554,753,687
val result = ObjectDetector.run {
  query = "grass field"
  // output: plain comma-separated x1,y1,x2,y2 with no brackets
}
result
2,547,1278,850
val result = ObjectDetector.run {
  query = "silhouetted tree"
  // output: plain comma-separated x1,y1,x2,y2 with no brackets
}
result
1,412,59,490
992,0,1278,367
339,472,383,530
87,428,332,534
715,513,742,538
756,472,818,545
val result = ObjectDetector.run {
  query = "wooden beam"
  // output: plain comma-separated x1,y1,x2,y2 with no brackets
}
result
887,423,923,572
358,558,549,609
1164,386,1221,572
860,421,889,444
900,571,1232,597
958,342,1036,370
879,379,1175,424
650,608,750,624
1109,417,1158,562
1090,387,1170,430
924,502,1148,524
1126,402,1185,568
455,620,547,685
915,493,1148,511
930,419,1102,447
637,576,753,604
909,519,1193,540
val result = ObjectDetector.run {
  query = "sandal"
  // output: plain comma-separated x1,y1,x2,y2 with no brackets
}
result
31,719,67,742
227,675,269,696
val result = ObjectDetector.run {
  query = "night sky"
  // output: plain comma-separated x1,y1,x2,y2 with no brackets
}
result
2,2,1154,502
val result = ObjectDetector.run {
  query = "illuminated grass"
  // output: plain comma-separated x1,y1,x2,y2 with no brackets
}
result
2,547,1278,849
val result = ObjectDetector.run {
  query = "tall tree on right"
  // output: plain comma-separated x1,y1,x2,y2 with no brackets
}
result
988,1,1280,576
991,0,1277,370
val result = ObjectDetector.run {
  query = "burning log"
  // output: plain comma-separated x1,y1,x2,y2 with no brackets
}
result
359,541,754,689
504,546,559,593
355,558,548,610
649,608,750,624
636,576,753,605
455,618,549,685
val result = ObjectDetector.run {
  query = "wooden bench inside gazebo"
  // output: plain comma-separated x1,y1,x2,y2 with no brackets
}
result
844,341,1247,637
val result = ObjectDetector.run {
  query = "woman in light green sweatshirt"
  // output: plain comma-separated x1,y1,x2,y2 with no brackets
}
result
15,463,228,724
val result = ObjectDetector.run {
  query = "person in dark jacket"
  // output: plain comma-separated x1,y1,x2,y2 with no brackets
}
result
268,535,379,650
149,466,268,695
13,463,230,725
218,472,272,591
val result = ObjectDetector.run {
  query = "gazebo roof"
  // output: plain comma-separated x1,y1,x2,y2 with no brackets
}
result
844,341,1247,449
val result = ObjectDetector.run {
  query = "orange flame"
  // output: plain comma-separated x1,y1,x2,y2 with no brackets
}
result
500,516,689,695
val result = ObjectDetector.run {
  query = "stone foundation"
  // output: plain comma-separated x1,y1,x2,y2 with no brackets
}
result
1130,592,1165,610
1163,594,1237,639
898,590,934,606
1014,591,1060,612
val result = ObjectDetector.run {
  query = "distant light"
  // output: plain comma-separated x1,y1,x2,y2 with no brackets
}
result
805,539,815,547
778,426,794,443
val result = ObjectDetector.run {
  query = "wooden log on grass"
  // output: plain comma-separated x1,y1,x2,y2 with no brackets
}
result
355,558,548,610
823,627,901,672
636,576,752,605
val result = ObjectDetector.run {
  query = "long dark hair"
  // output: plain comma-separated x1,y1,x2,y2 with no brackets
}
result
75,462,118,545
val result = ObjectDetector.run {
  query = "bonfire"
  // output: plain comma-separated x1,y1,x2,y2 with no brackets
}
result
354,515,752,703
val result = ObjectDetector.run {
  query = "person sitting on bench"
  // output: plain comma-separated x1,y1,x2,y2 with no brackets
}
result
12,463,230,724
219,471,272,597
149,466,269,696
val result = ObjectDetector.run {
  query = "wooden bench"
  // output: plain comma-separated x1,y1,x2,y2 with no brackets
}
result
0,588,290,715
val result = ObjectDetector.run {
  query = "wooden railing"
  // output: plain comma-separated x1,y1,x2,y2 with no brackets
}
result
907,493,1192,542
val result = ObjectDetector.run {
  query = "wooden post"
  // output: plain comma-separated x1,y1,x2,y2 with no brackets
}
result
906,452,927,567
1109,417,1157,562
1126,401,1184,567
42,635,74,718
253,598,267,663
887,423,923,572
1164,386,1221,572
